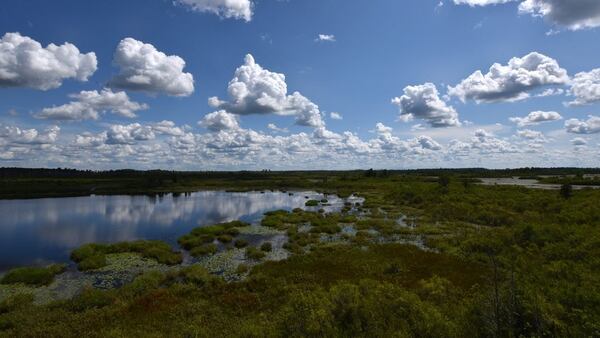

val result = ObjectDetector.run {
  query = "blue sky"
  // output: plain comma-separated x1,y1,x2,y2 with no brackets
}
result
0,0,599,169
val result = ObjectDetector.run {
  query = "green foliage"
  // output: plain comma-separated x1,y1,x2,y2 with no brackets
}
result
260,242,272,252
71,241,182,271
190,244,217,257
246,247,266,260
234,239,249,248
305,200,319,207
0,264,66,286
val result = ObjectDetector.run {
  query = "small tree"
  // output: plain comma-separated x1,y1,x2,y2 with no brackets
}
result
560,184,573,199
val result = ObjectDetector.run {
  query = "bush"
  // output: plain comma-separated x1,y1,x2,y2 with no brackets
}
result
218,234,233,243
190,244,218,257
305,200,320,207
0,264,66,286
234,239,249,248
180,265,222,287
78,255,107,271
246,247,266,260
260,242,272,252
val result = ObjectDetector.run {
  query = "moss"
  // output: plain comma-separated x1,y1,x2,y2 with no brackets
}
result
260,242,273,252
234,239,249,248
0,264,66,286
246,247,266,260
190,244,218,257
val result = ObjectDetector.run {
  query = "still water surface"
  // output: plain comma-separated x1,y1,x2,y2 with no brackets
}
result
0,191,340,271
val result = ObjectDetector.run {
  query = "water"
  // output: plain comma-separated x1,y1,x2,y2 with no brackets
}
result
0,190,342,272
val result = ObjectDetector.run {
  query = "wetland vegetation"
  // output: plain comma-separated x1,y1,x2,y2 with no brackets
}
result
0,168,599,337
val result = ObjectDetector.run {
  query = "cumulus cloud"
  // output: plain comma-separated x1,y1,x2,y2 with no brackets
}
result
175,0,253,21
35,89,148,121
509,110,562,127
448,52,568,103
330,112,343,120
568,69,600,106
519,0,600,30
392,83,461,128
315,34,336,42
109,38,194,97
106,123,155,145
0,124,59,145
209,54,325,128
565,115,600,134
199,110,240,131
453,0,517,5
0,32,97,90
516,129,548,143
571,137,587,146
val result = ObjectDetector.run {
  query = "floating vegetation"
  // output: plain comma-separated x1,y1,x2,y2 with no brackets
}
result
71,241,182,271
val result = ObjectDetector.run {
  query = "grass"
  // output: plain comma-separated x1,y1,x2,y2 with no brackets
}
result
178,221,248,253
305,200,320,207
190,244,218,257
71,241,182,271
0,264,66,287
246,247,266,260
234,239,248,248
260,242,272,252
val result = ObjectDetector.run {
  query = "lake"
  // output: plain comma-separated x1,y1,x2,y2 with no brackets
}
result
0,190,348,272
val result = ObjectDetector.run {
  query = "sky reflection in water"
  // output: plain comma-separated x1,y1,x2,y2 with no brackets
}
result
0,191,337,271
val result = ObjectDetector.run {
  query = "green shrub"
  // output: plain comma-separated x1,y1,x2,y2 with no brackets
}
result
218,234,233,243
0,264,66,286
180,265,222,287
78,255,107,271
305,200,320,207
190,244,218,257
260,242,272,252
246,247,266,260
234,239,249,248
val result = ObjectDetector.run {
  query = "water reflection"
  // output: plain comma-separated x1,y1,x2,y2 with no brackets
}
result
0,191,337,271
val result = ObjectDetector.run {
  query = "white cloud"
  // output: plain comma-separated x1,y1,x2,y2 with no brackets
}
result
109,38,194,97
516,129,548,143
106,123,156,145
0,32,97,90
567,69,600,106
330,112,343,120
392,83,461,128
565,115,600,134
0,124,59,145
35,89,148,121
509,110,562,127
448,52,568,103
315,34,336,42
571,137,587,146
267,123,288,133
453,0,517,6
175,0,253,21
209,54,325,128
519,0,600,30
199,110,240,131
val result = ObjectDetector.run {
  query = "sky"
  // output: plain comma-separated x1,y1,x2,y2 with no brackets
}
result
0,0,599,170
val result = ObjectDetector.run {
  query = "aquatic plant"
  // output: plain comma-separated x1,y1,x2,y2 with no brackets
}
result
71,241,182,271
305,200,320,207
0,264,66,286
